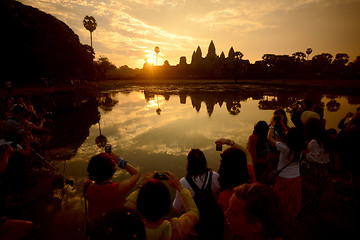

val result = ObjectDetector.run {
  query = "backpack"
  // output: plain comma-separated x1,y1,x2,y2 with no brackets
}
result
186,171,224,240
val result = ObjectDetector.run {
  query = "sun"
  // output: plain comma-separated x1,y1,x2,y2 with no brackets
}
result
144,51,162,65
145,51,155,63
145,57,155,65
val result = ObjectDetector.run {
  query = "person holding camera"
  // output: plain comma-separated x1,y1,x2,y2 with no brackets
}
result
214,139,255,210
124,171,199,240
83,152,140,228
215,138,256,240
267,125,305,223
262,109,289,185
290,99,313,130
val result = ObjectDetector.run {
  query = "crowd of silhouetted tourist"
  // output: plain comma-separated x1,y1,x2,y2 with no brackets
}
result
0,95,52,239
82,98,360,240
1,93,360,239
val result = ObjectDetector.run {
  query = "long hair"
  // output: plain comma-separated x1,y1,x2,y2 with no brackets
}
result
273,108,288,126
233,183,284,240
254,121,269,157
186,148,209,178
218,148,249,191
283,127,305,161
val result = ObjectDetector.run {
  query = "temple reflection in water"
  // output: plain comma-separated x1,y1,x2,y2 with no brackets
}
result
48,83,360,225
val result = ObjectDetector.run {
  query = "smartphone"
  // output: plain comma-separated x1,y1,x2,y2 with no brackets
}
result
105,144,111,153
154,172,168,180
216,144,222,151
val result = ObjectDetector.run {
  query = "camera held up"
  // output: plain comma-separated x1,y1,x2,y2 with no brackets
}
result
154,171,168,180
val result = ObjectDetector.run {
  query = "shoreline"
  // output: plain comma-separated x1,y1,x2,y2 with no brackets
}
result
1,78,360,97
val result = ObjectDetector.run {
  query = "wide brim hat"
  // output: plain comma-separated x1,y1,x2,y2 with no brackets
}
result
301,110,320,125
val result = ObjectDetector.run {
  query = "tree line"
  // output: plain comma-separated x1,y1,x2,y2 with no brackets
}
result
104,40,360,80
2,1,359,86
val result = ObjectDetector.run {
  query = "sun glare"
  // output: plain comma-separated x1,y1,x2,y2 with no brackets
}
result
146,95,164,109
144,51,162,66
146,57,155,65
145,52,156,63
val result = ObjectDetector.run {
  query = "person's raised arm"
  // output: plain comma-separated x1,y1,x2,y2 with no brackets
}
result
267,120,277,146
166,171,183,192
166,171,199,239
278,115,289,135
344,110,360,133
110,153,140,194
338,112,353,129
124,172,154,209
215,138,253,164
0,145,13,174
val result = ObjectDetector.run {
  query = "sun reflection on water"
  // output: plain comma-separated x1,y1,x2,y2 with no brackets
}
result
62,89,360,194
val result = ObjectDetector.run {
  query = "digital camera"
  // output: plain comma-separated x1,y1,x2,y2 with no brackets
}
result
154,172,168,180
273,115,282,121
105,144,111,154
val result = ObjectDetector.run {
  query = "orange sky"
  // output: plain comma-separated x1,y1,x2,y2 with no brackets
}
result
20,0,360,68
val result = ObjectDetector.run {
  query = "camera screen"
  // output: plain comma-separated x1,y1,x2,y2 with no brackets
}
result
154,172,168,180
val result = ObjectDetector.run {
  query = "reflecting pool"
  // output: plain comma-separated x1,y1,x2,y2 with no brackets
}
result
57,84,360,194
44,82,360,237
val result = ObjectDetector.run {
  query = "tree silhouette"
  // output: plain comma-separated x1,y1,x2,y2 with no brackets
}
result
163,60,170,67
2,1,95,83
83,15,97,49
154,46,160,66
292,52,306,62
306,48,312,60
326,99,340,112
333,53,349,65
311,53,333,78
234,51,243,60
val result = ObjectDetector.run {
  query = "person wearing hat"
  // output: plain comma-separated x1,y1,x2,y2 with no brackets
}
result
300,110,320,125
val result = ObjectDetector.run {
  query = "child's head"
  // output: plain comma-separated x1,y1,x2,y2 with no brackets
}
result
87,153,116,182
136,179,171,222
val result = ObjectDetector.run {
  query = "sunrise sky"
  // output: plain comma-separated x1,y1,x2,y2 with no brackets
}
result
19,0,360,69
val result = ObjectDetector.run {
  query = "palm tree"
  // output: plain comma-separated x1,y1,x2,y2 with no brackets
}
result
234,51,244,60
154,46,160,66
83,16,97,49
306,48,312,60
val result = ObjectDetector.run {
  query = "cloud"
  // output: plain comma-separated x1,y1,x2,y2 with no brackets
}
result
18,0,360,67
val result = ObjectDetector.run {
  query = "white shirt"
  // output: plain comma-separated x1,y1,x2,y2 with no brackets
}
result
306,139,329,164
276,142,300,179
172,171,220,212
0,139,23,151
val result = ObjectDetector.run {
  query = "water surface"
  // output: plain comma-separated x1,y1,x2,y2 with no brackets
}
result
51,83,360,232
